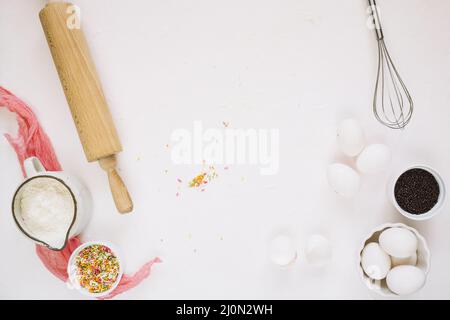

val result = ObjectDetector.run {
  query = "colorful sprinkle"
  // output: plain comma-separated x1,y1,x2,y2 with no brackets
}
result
74,244,120,294
189,173,207,188
188,166,218,189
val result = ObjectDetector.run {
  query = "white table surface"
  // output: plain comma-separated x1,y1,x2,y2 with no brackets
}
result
1,0,450,300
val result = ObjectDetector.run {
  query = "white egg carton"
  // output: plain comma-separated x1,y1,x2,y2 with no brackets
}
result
357,222,430,298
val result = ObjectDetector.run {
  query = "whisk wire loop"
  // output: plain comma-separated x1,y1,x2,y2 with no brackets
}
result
369,0,413,129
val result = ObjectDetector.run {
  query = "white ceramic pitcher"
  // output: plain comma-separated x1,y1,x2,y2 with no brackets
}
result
12,157,91,250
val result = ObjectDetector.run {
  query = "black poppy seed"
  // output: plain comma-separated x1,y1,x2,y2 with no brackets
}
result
394,168,440,215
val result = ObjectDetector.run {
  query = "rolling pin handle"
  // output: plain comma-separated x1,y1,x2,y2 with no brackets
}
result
99,155,133,214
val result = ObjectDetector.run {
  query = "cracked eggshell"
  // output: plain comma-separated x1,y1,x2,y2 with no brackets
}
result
327,163,361,198
356,144,391,174
305,234,332,267
337,119,365,157
268,234,297,266
379,227,418,258
361,242,391,280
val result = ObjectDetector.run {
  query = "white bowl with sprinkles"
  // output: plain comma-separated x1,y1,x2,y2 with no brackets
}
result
67,241,123,298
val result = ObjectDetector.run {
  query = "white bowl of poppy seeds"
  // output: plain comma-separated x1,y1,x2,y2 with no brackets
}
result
389,165,446,221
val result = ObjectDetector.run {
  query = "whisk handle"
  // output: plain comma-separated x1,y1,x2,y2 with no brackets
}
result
368,0,384,40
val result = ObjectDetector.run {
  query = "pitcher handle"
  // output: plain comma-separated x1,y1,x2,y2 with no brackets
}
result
24,157,46,177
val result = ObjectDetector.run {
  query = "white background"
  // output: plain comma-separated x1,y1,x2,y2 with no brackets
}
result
1,0,450,299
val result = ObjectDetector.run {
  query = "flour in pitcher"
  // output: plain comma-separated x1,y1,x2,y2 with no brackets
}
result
20,178,74,249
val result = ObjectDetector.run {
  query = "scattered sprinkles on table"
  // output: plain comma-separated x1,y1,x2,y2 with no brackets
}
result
188,166,218,189
189,172,207,188
74,244,120,294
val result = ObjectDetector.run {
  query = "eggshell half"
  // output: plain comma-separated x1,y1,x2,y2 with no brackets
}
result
361,242,391,280
305,234,332,267
268,235,297,266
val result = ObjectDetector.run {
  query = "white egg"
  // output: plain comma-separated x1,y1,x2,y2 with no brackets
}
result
356,144,391,174
386,265,426,296
327,163,361,198
337,118,365,157
268,234,297,266
379,227,418,258
361,242,391,280
305,234,332,267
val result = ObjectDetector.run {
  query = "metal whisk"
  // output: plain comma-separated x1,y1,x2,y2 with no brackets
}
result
368,0,413,129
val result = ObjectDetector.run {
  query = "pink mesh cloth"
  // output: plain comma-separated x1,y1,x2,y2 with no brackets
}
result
1,86,161,299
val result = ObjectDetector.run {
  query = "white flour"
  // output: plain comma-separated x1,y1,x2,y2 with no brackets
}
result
20,177,74,249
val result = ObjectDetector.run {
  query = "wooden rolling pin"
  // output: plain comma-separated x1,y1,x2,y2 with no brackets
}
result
39,1,133,214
